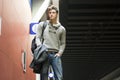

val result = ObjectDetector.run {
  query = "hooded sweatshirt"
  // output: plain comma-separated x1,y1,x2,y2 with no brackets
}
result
35,20,66,55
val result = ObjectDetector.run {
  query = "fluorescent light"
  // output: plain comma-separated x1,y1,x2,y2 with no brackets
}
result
32,0,50,22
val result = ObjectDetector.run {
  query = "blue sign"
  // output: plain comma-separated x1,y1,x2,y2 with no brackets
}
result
29,22,39,34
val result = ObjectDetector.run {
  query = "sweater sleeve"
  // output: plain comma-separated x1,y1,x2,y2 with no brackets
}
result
35,22,43,46
58,27,66,55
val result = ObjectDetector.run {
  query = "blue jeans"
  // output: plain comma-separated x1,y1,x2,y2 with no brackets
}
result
40,52,63,80
48,52,63,80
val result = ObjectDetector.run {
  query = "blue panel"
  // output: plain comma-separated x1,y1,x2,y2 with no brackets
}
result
29,22,39,35
29,0,32,10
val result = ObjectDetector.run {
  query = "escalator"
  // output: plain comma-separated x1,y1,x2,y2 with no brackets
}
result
59,0,120,80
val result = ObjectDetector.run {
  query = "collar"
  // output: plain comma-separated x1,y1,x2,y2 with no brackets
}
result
47,20,61,29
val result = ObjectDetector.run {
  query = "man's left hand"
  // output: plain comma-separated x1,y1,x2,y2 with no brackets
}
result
54,53,61,57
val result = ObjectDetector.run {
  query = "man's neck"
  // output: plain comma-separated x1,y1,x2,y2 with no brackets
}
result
50,19,57,24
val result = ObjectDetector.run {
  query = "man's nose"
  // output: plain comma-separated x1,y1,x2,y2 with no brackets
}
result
50,14,53,16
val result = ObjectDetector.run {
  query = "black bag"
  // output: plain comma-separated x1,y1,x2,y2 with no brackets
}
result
29,21,48,73
31,21,47,53
31,36,37,53
29,46,48,73
33,44,48,64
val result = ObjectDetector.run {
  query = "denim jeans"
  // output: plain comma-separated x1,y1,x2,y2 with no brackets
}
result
40,52,63,80
48,52,63,80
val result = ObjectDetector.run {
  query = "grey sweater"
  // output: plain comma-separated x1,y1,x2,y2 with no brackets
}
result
35,20,66,55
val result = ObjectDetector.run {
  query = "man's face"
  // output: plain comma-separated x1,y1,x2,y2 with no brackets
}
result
48,9,57,20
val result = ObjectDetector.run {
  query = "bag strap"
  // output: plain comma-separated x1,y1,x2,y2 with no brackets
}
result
41,21,47,44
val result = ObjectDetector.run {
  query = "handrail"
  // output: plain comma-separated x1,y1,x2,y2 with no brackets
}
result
31,0,50,22
100,67,120,80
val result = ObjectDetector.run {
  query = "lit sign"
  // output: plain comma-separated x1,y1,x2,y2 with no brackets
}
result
29,22,39,34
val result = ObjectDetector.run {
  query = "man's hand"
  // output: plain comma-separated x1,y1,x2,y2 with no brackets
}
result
54,53,62,57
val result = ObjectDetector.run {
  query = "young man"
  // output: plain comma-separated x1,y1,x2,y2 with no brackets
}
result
35,5,66,80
